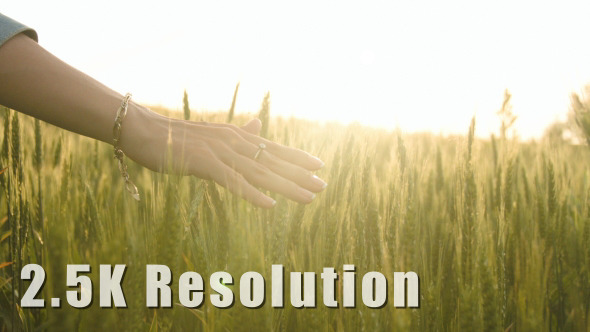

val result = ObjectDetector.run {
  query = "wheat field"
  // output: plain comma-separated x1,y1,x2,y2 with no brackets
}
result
0,105,589,331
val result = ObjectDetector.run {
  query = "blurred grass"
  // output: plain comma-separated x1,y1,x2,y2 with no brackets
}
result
0,107,589,331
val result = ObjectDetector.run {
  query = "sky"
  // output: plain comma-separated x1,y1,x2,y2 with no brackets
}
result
3,1,590,139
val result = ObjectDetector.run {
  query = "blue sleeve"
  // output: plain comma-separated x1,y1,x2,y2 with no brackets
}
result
0,12,38,48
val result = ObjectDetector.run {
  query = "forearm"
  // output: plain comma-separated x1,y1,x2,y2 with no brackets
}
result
0,33,325,208
0,33,155,148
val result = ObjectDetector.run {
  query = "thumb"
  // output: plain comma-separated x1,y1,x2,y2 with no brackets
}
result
241,118,262,135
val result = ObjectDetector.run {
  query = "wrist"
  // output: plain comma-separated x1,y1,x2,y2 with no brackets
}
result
118,102,168,167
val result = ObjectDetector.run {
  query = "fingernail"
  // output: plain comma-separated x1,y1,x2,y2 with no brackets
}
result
311,156,325,168
298,187,316,202
312,175,328,190
263,196,277,208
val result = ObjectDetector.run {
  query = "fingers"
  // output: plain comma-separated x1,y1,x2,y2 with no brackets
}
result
210,142,317,204
239,133,324,171
240,119,261,135
201,129,327,193
181,120,327,207
196,121,324,171
207,157,277,209
255,149,327,193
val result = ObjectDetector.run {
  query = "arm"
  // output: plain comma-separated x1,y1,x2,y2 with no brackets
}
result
0,33,326,208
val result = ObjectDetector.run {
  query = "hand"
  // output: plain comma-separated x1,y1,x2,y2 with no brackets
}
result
121,105,327,208
0,33,326,208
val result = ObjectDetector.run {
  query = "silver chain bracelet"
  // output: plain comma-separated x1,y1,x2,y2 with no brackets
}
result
113,93,140,201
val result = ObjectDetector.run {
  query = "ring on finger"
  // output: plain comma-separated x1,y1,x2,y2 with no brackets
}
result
254,143,266,160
